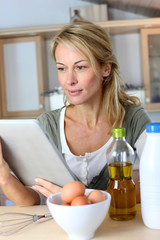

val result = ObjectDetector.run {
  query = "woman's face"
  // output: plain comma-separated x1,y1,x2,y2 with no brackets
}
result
55,43,108,106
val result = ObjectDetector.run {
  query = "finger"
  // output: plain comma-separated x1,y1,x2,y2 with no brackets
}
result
35,178,62,193
32,185,53,198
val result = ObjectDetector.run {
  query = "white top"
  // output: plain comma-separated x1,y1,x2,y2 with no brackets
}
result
59,107,146,185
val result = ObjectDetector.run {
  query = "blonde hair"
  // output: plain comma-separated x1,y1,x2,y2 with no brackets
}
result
50,20,141,128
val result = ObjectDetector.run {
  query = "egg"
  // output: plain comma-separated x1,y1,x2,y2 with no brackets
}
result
87,190,106,204
62,203,70,206
61,181,86,203
71,196,90,206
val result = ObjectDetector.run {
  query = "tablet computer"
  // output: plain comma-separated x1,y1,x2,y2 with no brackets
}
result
0,119,78,187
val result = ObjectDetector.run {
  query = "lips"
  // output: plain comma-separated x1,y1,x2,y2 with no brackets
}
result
68,89,82,96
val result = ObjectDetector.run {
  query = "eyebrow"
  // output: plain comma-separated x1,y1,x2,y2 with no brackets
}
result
56,60,88,65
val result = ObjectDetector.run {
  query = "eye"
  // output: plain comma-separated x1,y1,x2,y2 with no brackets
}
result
57,66,65,72
75,65,86,71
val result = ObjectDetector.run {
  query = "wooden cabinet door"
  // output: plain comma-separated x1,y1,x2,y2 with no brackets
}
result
0,36,45,118
141,28,160,111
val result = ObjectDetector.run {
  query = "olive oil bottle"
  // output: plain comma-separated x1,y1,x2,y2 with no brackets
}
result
106,128,136,221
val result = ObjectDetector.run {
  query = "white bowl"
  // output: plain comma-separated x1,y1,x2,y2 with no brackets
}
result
47,189,111,240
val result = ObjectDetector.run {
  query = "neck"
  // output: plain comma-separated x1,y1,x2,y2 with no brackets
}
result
69,101,106,129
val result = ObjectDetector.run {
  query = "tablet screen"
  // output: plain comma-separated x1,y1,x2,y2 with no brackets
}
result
0,119,78,187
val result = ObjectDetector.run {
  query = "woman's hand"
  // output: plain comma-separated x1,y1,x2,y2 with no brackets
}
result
0,139,11,186
33,178,62,198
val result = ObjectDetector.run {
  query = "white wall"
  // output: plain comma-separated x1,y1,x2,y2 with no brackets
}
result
0,0,94,28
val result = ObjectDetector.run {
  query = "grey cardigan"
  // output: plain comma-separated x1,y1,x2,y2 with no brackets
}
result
37,106,151,190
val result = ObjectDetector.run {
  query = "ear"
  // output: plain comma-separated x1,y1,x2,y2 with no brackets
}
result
101,63,112,78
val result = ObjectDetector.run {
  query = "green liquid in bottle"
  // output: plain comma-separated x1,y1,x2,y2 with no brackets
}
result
107,162,136,221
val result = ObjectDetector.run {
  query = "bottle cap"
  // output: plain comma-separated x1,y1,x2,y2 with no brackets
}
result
146,123,160,133
112,128,125,138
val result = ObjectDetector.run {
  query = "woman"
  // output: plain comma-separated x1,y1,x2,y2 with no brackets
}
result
0,21,151,206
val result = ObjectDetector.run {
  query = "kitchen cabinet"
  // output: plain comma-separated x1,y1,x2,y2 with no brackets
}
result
0,36,46,118
141,28,160,111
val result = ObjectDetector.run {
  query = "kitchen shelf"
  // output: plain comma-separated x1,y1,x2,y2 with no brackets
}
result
0,18,160,39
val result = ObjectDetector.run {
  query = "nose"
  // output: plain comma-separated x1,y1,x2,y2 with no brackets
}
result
66,69,78,85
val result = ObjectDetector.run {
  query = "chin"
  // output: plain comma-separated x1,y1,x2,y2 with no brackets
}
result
69,101,83,106
67,97,84,106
